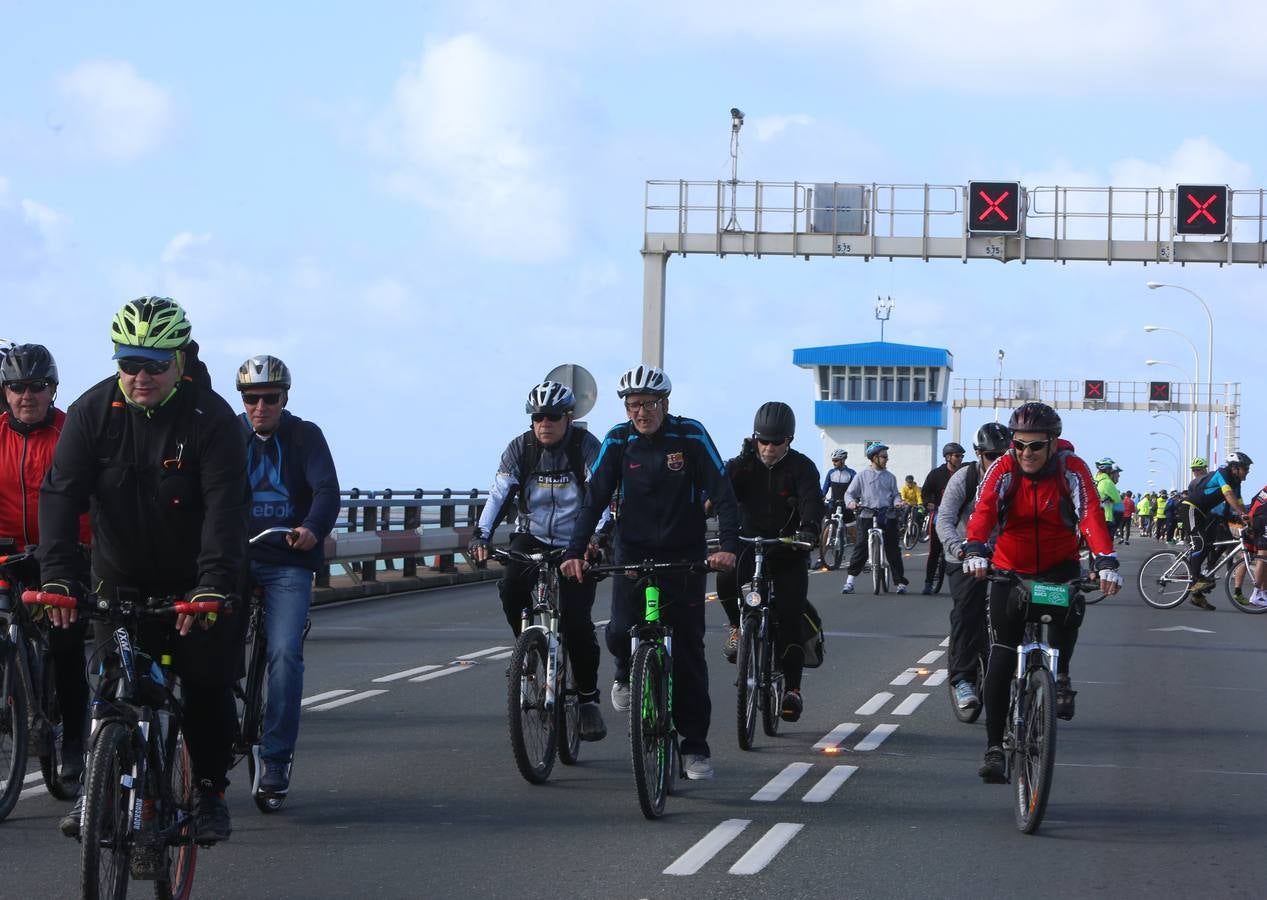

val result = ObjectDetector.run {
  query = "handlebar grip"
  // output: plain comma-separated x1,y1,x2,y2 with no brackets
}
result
174,600,223,615
22,590,80,609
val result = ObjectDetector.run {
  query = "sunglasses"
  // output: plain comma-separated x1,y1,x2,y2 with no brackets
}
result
1012,438,1052,452
118,358,173,376
4,380,51,394
755,436,788,446
624,399,662,412
531,413,563,423
242,392,282,407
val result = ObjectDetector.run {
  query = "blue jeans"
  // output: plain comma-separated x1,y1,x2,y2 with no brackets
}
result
251,561,314,764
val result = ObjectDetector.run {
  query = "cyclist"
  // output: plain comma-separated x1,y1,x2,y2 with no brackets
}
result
841,441,907,594
1120,490,1135,544
1185,451,1253,610
714,402,821,721
471,381,608,742
0,344,92,786
1189,456,1209,482
900,475,923,535
1093,458,1121,540
236,355,340,798
1137,492,1153,537
961,402,1121,783
560,365,739,781
38,297,248,843
935,422,1010,712
1154,489,1169,540
818,449,857,568
1240,484,1267,607
920,442,966,594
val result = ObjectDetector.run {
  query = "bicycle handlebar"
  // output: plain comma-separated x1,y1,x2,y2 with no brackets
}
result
21,590,230,617
491,547,567,566
985,570,1102,593
587,560,713,579
249,526,298,545
0,552,35,568
737,536,813,551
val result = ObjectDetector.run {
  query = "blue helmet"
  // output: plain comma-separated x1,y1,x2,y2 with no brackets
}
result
865,441,889,460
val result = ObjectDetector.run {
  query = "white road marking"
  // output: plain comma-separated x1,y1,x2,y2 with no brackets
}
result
855,692,893,715
917,650,945,665
24,771,41,784
813,723,859,751
410,666,469,683
487,651,513,661
939,636,950,647
925,668,949,687
802,765,858,803
890,668,918,686
1150,626,1214,634
854,723,898,751
751,763,813,802
729,823,804,875
664,819,750,876
19,785,43,800
456,646,512,660
307,689,388,712
892,694,929,716
373,665,441,683
301,689,354,707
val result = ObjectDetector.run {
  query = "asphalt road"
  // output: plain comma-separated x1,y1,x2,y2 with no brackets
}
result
4,537,1266,899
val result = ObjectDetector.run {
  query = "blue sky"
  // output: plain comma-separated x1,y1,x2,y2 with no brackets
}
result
3,1,1264,495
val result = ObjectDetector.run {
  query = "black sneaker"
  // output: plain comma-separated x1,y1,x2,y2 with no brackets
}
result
194,781,231,844
1055,676,1077,721
59,737,84,783
978,745,1006,783
780,690,803,722
59,794,84,839
259,760,291,796
577,701,607,741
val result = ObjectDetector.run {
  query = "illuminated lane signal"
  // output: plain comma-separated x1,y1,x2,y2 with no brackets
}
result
1175,184,1228,236
1083,380,1105,401
1149,381,1172,402
967,181,1023,234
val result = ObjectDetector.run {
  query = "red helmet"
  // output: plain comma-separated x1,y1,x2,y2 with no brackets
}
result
1007,402,1062,437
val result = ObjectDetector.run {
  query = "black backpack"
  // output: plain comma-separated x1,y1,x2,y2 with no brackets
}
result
501,427,589,520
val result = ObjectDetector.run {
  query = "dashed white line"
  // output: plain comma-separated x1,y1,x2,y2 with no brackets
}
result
729,823,804,875
410,666,469,683
307,689,388,712
301,689,354,707
890,668,918,686
373,665,442,683
487,651,513,661
939,636,950,647
802,765,858,803
664,819,750,876
917,650,945,665
813,723,859,752
854,723,898,751
855,692,893,715
892,694,929,716
456,646,512,660
751,763,813,802
925,668,949,687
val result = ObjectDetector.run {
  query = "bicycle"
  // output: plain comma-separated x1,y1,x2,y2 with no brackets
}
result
0,547,82,821
900,506,925,551
1137,530,1261,612
733,536,812,750
588,559,711,820
859,507,897,594
23,587,227,900
817,504,851,571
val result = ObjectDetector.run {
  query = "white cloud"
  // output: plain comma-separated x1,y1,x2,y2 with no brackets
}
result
0,177,68,277
750,114,813,142
160,231,212,264
1110,138,1255,190
55,61,173,160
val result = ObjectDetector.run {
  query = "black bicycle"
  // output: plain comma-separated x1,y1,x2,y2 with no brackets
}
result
25,588,227,899
0,548,80,821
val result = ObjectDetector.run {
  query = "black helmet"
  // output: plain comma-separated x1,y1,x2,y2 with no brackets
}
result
1226,451,1253,467
941,442,966,457
1007,402,1062,437
0,343,58,385
753,401,795,442
974,422,1010,453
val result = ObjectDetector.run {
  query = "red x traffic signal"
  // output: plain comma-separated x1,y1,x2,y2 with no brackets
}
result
1175,185,1228,236
1084,379,1105,400
967,181,1023,235
1149,381,1171,402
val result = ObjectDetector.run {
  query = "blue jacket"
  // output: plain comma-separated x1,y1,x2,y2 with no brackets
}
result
240,410,340,571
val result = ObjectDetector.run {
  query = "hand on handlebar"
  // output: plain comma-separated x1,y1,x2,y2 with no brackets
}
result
177,587,225,636
707,551,736,571
287,526,318,552
39,581,81,628
560,558,588,582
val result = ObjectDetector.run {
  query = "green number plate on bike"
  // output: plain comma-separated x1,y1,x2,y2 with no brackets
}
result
1030,581,1070,607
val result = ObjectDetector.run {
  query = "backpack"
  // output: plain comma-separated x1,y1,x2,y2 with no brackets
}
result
512,427,589,517
955,461,984,522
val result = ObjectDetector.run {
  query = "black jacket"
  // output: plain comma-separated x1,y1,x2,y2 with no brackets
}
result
726,443,822,541
921,462,956,509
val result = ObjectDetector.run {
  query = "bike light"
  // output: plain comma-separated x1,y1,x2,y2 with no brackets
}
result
743,585,763,607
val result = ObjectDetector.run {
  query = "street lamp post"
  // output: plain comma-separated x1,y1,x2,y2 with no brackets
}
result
1150,446,1182,489
1144,325,1202,462
1147,282,1214,462
1145,359,1194,460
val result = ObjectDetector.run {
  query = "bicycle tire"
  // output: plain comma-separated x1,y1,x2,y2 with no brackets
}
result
1013,666,1057,834
901,517,918,551
760,629,782,738
507,629,556,784
155,729,197,900
870,533,883,594
1224,560,1267,614
950,651,986,725
629,642,671,820
38,652,79,801
1137,551,1191,609
828,527,845,571
0,639,28,821
918,514,930,543
735,618,759,750
81,721,134,900
931,555,946,595
556,647,582,766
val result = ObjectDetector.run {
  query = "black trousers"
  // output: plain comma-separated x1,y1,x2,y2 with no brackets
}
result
846,513,905,583
498,533,600,696
946,568,988,683
48,619,90,744
925,516,945,585
715,548,808,691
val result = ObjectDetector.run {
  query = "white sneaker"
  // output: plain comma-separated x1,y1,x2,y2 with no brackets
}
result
1249,591,1267,608
896,583,908,594
610,680,631,711
683,754,714,780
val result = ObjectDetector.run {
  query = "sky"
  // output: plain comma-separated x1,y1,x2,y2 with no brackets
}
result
3,1,1265,496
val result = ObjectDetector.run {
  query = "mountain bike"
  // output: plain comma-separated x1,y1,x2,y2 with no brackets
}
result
494,546,581,784
860,507,896,594
588,559,711,820
1137,531,1258,611
733,537,812,750
901,506,925,551
23,588,227,900
818,505,850,571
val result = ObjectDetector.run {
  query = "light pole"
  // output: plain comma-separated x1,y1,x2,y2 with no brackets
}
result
1145,360,1193,459
1147,282,1214,462
1150,446,1182,488
1150,431,1183,458
1144,324,1202,461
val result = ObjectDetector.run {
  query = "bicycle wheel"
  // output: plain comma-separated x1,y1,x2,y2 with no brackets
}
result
1224,559,1266,614
507,629,557,784
1137,551,1191,609
760,632,783,738
629,642,671,820
918,514,930,543
828,527,845,571
556,646,582,766
1013,666,1057,834
0,639,28,821
82,721,134,900
155,728,197,900
38,649,80,801
931,555,946,594
901,516,918,551
735,618,759,750
870,533,883,594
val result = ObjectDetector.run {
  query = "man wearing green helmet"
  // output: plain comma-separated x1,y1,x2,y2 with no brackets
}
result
37,296,249,845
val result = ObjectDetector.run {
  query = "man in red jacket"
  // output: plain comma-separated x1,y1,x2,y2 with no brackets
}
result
0,344,91,784
961,402,1122,783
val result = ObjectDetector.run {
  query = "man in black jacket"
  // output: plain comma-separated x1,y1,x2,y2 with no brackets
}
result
715,402,821,721
920,442,965,594
38,297,248,844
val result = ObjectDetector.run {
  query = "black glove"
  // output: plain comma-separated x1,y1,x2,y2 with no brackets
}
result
467,536,489,556
1091,554,1119,571
40,579,83,598
961,541,990,559
183,586,227,616
794,529,818,549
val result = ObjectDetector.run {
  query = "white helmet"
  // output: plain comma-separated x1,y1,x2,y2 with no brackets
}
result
831,449,848,461
525,381,575,415
617,365,671,398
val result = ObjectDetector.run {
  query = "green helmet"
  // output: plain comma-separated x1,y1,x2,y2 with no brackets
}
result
1190,457,1207,469
110,297,192,353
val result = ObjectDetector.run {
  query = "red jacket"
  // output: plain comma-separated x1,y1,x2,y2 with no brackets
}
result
966,438,1112,574
1122,495,1136,517
0,410,91,548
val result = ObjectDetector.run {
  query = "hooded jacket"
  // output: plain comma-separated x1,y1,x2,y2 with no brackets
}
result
1,408,91,548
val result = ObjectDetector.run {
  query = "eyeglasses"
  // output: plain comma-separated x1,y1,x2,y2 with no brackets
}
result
624,399,662,412
1011,438,1052,453
755,436,788,447
531,413,563,423
242,392,282,407
118,358,172,376
4,380,51,394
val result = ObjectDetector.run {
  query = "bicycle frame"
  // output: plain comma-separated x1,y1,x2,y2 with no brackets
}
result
517,552,564,712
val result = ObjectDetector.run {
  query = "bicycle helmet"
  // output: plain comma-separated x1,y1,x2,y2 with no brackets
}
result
831,449,848,461
236,355,292,391
1007,402,1062,437
1094,457,1116,472
752,401,795,441
525,381,576,415
941,442,966,457
973,422,1010,454
616,364,671,398
1226,451,1254,467
865,441,889,459
110,297,191,359
0,343,58,385
1189,457,1208,469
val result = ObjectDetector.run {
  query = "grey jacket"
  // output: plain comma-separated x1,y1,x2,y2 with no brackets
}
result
846,466,900,512
935,460,999,562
